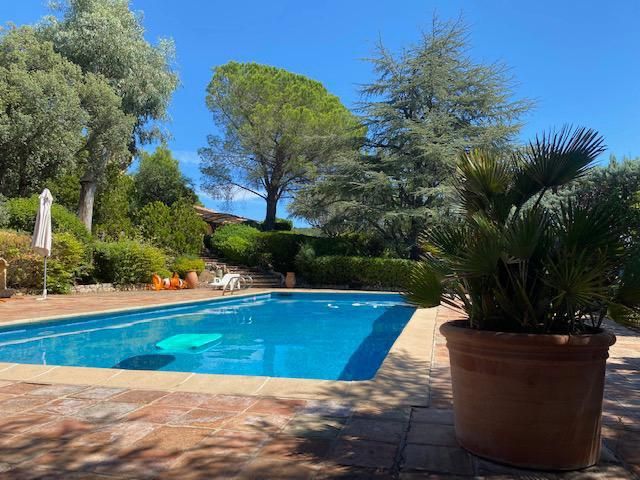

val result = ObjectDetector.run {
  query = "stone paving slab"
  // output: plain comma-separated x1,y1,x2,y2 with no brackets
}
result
0,300,637,478
0,288,268,324
0,374,634,478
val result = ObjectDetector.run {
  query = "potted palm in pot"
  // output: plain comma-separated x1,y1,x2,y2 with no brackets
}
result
405,127,640,470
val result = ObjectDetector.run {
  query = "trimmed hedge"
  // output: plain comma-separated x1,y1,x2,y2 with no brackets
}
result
5,196,91,244
296,255,414,289
93,240,169,285
0,230,88,293
171,256,206,276
256,232,304,272
210,224,388,273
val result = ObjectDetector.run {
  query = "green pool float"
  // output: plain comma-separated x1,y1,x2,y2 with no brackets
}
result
156,333,223,352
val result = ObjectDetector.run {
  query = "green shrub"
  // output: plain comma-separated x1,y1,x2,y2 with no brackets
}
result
48,173,81,212
5,196,91,243
210,224,261,264
211,224,392,273
46,232,88,293
0,229,88,293
254,232,388,272
137,200,207,255
0,195,8,228
256,232,306,271
296,255,414,289
309,233,386,257
253,218,293,231
294,241,316,274
93,240,169,285
171,256,205,276
93,169,137,240
272,218,293,231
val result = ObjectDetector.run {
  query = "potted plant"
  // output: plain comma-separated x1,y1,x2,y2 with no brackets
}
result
405,127,640,470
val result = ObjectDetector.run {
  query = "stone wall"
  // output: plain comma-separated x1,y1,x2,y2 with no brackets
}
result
71,283,151,294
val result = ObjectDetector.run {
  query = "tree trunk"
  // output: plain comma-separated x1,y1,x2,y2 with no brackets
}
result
78,177,97,232
263,192,278,230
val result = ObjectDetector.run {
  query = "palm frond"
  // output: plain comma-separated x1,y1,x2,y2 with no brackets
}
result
504,207,549,261
557,200,626,257
455,149,514,221
522,126,605,190
403,261,443,308
543,250,610,317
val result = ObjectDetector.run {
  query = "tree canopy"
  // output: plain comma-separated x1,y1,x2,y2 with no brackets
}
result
199,62,363,230
42,0,178,147
0,27,85,197
291,18,531,256
0,26,133,205
133,145,198,208
40,0,179,230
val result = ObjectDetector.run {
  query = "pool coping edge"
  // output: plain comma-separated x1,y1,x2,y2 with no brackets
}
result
0,289,436,407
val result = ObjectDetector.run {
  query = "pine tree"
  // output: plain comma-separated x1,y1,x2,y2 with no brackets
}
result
292,18,531,256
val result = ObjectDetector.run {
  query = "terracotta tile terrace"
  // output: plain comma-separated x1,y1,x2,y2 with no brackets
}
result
0,289,269,325
0,291,637,479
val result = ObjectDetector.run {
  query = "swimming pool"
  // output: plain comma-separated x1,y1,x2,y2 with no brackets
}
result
0,292,415,381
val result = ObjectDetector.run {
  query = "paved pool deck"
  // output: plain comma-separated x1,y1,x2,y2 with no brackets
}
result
0,289,637,479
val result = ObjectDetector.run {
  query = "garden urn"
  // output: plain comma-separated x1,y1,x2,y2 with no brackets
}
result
285,272,296,288
185,271,199,289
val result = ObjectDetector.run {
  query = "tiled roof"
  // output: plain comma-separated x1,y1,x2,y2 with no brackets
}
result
194,205,248,225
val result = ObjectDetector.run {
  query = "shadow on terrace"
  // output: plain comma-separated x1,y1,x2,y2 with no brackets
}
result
0,312,637,479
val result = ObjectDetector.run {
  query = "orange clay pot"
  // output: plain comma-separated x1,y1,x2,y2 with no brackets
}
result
440,320,616,470
185,271,199,289
285,272,296,288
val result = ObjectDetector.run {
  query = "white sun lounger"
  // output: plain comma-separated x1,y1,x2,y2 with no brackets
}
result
209,273,241,292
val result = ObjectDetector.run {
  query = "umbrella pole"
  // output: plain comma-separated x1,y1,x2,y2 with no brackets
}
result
42,256,47,300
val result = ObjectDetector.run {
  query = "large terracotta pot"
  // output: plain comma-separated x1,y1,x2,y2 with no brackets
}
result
285,272,296,288
440,320,616,470
184,271,199,289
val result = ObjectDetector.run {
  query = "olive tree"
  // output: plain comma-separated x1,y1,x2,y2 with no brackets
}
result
0,27,85,197
42,0,178,230
0,26,133,209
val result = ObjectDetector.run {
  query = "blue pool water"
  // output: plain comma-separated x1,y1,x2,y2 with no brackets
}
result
0,292,415,380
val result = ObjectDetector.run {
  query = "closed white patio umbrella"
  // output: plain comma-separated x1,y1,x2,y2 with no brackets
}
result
31,189,53,300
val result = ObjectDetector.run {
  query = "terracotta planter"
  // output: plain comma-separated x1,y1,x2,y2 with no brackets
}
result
184,271,199,289
285,272,296,288
440,320,616,470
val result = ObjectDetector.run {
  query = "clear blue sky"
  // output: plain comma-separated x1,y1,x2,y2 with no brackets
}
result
2,0,639,225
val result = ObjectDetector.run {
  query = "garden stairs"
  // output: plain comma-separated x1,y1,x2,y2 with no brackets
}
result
200,251,283,289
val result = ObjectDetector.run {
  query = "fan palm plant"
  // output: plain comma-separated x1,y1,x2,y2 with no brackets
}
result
405,126,640,334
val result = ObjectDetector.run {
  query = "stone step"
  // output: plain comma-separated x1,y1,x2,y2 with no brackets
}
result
200,250,283,288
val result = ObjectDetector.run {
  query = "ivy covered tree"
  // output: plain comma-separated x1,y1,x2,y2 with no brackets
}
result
292,18,531,256
41,0,179,230
199,62,362,230
92,164,137,240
